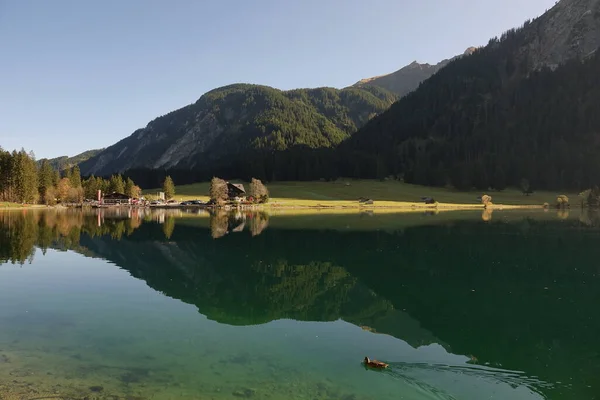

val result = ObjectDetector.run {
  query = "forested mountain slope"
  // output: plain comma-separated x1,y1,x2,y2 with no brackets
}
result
79,84,396,177
344,0,600,190
39,149,103,171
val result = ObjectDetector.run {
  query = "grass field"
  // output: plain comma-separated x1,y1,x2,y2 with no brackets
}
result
143,180,578,209
0,202,20,208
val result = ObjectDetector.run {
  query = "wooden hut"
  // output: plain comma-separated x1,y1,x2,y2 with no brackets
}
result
227,183,246,200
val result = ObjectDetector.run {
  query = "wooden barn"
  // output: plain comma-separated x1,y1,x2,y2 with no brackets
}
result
227,183,246,199
102,192,132,206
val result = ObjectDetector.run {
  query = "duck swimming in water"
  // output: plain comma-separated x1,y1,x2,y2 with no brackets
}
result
363,357,389,369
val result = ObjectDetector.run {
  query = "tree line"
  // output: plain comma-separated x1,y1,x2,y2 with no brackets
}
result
0,210,144,264
0,148,142,205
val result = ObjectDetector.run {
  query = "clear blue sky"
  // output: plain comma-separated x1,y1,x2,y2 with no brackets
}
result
0,0,557,159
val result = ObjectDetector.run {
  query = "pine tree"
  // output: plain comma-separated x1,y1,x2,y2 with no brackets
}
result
0,149,40,203
125,177,135,198
109,175,125,193
0,150,9,201
38,159,55,204
69,165,82,188
53,169,60,187
64,167,72,182
96,176,108,196
163,176,175,200
23,152,38,203
82,175,98,200
13,150,26,202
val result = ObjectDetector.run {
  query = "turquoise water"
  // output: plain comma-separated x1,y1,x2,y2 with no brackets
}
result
0,209,598,399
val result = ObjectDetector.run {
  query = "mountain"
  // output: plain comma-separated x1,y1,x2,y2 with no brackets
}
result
352,47,477,97
40,149,103,171
80,0,600,191
344,0,600,191
79,84,396,177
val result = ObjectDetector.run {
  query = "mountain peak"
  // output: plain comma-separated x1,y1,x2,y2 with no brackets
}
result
352,48,475,97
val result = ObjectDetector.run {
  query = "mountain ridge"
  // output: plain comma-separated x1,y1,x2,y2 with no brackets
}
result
79,84,397,177
39,149,103,171
352,47,477,96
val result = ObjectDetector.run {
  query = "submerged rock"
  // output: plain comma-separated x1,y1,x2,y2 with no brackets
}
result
232,387,256,397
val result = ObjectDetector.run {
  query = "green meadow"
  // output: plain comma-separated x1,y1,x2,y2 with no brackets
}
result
145,180,577,208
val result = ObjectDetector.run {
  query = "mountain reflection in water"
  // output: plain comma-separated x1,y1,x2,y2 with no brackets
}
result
1,208,599,399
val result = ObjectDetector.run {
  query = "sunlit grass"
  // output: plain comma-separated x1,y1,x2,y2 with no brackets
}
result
144,179,578,209
0,202,21,208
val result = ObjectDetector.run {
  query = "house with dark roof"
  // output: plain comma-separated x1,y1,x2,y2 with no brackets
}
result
227,183,246,199
102,192,132,205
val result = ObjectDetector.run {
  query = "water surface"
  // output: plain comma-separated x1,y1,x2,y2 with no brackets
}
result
0,208,598,399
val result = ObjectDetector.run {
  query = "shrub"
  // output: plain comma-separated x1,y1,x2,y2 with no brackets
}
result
556,195,569,208
44,186,57,206
481,194,492,207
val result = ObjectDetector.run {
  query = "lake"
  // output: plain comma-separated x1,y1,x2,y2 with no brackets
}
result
0,207,598,399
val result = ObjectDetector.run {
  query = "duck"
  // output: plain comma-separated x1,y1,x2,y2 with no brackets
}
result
363,356,389,369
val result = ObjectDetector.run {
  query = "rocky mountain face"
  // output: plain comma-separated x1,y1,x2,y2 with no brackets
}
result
79,84,396,177
352,47,476,97
519,0,600,70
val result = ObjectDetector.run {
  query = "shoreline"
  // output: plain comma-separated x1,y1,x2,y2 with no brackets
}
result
0,201,545,213
266,201,542,211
